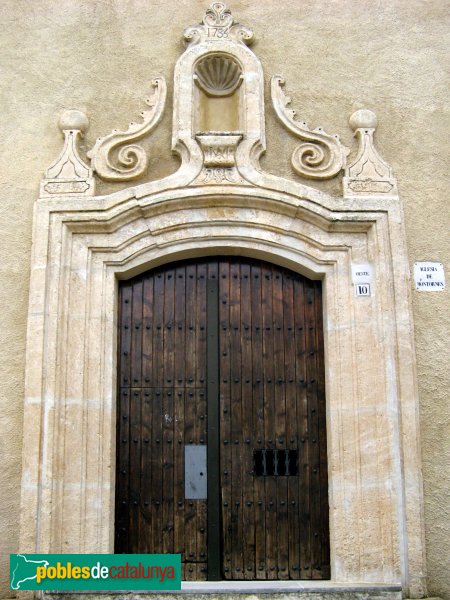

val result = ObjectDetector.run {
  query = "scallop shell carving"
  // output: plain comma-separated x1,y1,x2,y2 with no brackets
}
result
194,55,243,97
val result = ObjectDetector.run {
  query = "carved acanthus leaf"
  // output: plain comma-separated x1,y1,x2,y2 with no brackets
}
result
271,75,349,180
184,2,254,46
87,77,167,182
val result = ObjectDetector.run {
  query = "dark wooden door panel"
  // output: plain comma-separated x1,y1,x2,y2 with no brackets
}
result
116,262,208,580
116,256,330,581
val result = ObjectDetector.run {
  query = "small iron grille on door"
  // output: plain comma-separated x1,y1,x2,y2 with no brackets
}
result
253,449,298,476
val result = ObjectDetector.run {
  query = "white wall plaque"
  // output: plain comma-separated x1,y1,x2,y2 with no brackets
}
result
352,264,373,296
355,283,371,297
414,262,445,291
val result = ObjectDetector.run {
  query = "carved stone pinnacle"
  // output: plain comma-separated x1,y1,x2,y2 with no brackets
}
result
343,108,397,197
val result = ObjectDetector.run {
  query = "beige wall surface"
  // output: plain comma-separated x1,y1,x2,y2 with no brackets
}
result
0,0,448,598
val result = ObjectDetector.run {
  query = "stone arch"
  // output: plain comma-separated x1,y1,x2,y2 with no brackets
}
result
20,183,425,593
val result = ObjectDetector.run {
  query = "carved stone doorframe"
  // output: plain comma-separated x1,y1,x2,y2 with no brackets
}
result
20,3,426,597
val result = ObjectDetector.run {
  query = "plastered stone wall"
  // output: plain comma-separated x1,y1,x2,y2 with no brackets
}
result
0,0,448,598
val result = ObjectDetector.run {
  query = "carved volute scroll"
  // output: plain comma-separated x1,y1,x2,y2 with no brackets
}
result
41,110,95,197
271,76,349,180
343,109,398,197
87,77,167,182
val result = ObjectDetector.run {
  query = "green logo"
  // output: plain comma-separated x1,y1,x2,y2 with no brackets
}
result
10,554,181,591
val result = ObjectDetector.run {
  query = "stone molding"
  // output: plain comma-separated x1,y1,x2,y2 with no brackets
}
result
21,181,426,596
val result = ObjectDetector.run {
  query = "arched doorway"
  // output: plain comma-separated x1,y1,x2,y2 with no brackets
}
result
115,256,329,581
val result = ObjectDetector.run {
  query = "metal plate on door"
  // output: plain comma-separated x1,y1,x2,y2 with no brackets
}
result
185,445,207,499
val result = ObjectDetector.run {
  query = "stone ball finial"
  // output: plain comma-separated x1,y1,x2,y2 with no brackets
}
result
349,109,378,131
59,109,89,134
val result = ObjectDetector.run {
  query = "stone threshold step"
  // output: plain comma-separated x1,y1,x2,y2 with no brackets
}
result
44,583,403,600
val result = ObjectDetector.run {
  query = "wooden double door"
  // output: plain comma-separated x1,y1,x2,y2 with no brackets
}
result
115,256,330,580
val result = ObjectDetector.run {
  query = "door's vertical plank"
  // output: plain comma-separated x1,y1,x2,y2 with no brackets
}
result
141,276,154,553
229,261,243,578
116,386,131,552
283,273,300,578
141,385,152,553
153,271,165,390
151,387,163,553
315,282,330,579
185,264,197,393
251,263,266,579
162,385,175,554
306,281,328,579
219,260,232,578
174,266,186,558
129,279,143,551
116,283,132,552
162,269,175,554
197,263,207,389
130,280,143,388
305,280,320,579
261,263,276,579
139,274,153,552
142,276,154,388
164,268,175,389
295,276,311,578
272,268,289,579
151,271,165,554
240,261,255,579
119,283,132,388
197,388,208,581
206,260,220,582
174,388,185,554
184,263,197,578
196,262,208,580
129,387,142,553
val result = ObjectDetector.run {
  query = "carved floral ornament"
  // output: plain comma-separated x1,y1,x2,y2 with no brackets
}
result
41,2,397,198
184,1,254,45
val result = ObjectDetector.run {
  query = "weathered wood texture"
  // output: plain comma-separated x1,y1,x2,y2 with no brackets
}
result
116,257,329,580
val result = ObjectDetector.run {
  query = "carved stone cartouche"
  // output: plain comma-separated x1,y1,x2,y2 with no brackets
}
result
184,2,254,47
195,132,244,184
